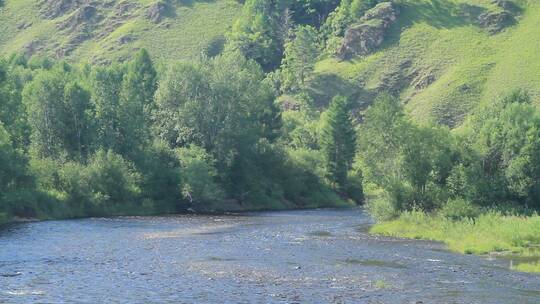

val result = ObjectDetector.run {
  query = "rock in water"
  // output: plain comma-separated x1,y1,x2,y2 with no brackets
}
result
337,2,399,60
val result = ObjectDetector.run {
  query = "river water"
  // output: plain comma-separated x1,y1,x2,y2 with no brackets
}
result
0,208,539,303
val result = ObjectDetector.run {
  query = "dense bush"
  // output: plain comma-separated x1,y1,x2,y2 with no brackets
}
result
83,150,142,213
440,198,482,220
360,90,540,220
176,145,224,208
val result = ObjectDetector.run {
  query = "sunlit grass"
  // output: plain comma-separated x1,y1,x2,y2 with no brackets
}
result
370,210,540,272
513,261,540,273
312,0,540,126
0,0,241,63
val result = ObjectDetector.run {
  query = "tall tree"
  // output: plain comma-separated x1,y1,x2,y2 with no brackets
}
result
289,0,340,27
63,81,92,161
119,49,157,158
228,0,290,71
320,95,356,189
154,51,282,200
90,65,124,153
22,69,68,159
0,123,31,206
0,61,29,150
281,25,320,91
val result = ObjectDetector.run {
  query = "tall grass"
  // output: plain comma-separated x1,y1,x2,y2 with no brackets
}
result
370,210,540,272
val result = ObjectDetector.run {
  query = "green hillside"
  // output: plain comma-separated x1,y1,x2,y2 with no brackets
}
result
1,0,537,127
0,0,241,63
313,0,540,126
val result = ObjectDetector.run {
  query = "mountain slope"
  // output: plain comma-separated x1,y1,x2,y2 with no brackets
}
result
0,0,241,63
0,0,538,126
313,0,540,126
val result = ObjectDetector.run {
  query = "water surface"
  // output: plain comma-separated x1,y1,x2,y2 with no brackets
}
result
1,208,539,303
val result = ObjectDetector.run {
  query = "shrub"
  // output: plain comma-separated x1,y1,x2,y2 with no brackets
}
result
176,146,224,208
440,198,482,220
366,196,399,221
85,150,142,212
58,161,91,214
138,143,183,212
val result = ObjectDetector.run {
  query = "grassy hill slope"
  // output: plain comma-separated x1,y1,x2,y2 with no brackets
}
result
0,0,538,126
314,0,540,126
0,0,241,63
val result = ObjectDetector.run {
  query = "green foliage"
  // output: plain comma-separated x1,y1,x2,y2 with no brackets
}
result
289,0,340,27
84,150,141,209
281,110,321,150
1,0,538,223
0,123,32,211
320,95,357,190
366,195,399,221
362,89,540,233
138,142,183,212
440,198,482,220
119,49,157,158
176,145,224,208
0,60,29,149
283,147,346,207
457,90,540,208
228,0,289,71
320,0,380,39
360,93,458,211
345,157,364,203
371,210,540,272
90,64,124,153
281,25,320,92
154,51,283,203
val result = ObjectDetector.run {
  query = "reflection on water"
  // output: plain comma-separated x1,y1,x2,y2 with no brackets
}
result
0,208,539,303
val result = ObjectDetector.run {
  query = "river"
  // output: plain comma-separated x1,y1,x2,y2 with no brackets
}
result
0,208,539,303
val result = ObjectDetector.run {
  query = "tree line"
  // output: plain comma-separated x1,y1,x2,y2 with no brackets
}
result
0,48,362,220
361,91,540,220
1,0,539,222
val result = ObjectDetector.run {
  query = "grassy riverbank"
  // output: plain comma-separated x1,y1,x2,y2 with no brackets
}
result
370,211,540,273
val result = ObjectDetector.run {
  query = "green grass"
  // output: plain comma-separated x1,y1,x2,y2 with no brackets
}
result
370,210,540,273
313,0,540,126
2,0,538,125
513,261,540,273
0,0,240,64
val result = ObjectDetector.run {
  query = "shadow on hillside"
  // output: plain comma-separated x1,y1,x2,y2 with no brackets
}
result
159,0,217,19
380,0,489,52
174,0,217,8
307,73,375,113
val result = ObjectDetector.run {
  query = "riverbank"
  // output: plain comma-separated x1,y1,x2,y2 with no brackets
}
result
370,211,540,273
0,198,355,226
